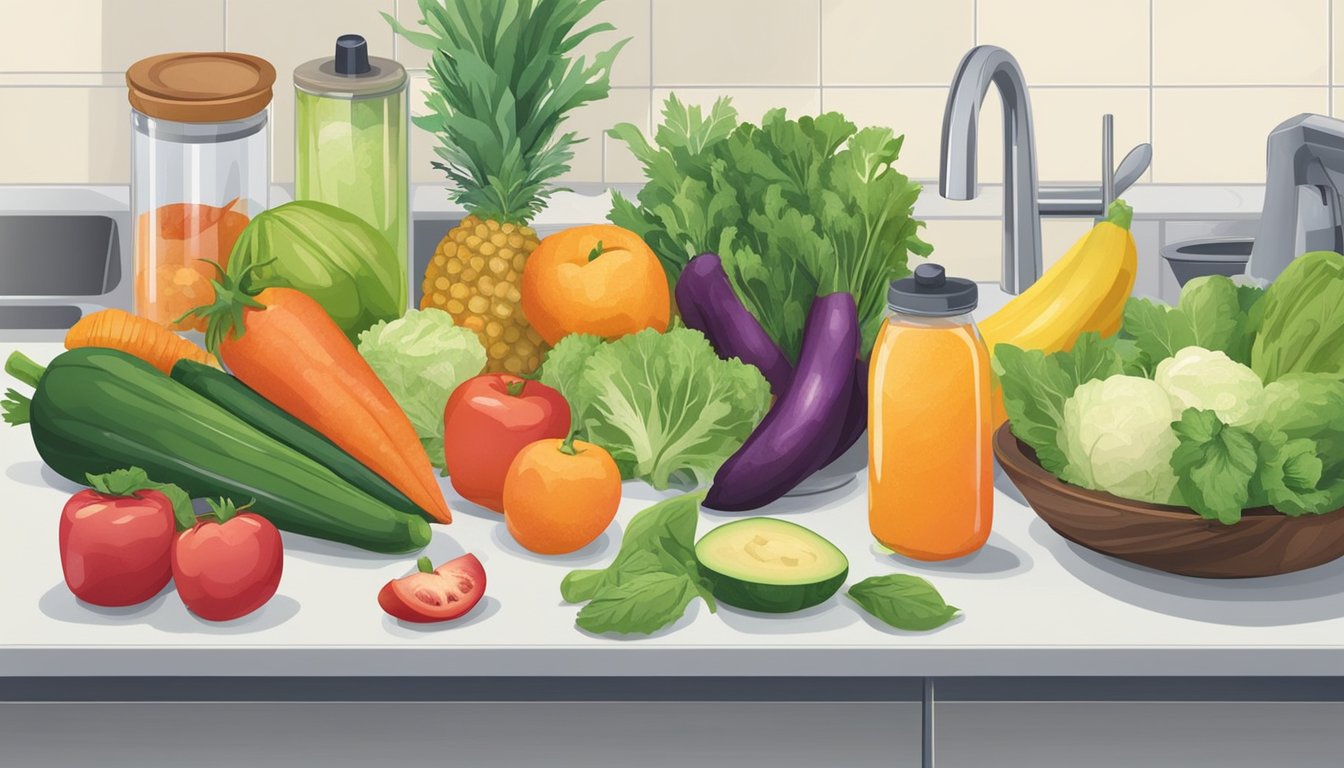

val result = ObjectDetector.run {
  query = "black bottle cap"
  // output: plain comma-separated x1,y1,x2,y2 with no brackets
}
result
334,34,371,76
887,262,979,316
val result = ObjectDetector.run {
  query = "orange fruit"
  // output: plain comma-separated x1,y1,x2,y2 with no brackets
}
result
503,438,621,555
520,224,669,345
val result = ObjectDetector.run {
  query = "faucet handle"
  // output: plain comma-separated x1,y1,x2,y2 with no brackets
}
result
1039,113,1151,216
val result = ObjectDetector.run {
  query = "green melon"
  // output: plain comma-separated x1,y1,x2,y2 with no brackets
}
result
695,517,849,613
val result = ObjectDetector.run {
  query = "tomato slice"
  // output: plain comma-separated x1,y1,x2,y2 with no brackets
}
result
378,553,486,623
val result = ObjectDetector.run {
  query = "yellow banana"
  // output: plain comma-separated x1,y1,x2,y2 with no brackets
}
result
983,200,1138,426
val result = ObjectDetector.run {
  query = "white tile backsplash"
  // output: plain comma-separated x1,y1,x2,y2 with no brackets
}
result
0,0,1341,222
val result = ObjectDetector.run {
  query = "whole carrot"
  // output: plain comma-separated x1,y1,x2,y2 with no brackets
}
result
188,269,451,524
66,308,218,374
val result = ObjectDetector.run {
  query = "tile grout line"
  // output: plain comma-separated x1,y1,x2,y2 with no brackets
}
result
817,0,823,111
1330,0,1335,115
973,0,978,46
1149,0,1155,182
222,0,228,50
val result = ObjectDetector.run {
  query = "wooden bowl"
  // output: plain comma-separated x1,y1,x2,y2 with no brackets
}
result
993,424,1344,578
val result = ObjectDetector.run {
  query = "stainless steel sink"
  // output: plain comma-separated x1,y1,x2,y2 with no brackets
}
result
0,187,133,331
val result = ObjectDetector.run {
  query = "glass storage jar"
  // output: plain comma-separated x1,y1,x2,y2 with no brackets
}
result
127,52,275,331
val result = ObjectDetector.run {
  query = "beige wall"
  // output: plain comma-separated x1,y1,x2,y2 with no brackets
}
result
0,0,1334,188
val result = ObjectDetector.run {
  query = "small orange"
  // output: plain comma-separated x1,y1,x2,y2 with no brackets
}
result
503,437,621,555
521,224,670,345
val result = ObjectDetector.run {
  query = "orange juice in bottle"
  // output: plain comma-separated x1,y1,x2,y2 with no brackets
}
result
868,263,992,560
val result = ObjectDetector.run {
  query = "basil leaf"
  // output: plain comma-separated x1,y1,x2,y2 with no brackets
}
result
847,574,959,632
575,572,698,636
560,493,715,621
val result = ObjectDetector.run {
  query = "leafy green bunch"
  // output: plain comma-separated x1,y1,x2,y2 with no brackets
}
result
609,95,931,361
996,251,1344,525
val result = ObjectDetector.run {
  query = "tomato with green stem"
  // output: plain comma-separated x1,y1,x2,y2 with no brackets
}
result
172,498,283,622
60,467,194,607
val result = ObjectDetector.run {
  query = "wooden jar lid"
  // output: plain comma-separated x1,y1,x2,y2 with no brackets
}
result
127,52,276,123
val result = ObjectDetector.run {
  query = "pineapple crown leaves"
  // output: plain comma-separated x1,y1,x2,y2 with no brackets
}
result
385,0,628,225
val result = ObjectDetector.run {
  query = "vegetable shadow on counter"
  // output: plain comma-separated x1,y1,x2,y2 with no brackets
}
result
1028,517,1344,626
871,532,1032,579
37,581,301,634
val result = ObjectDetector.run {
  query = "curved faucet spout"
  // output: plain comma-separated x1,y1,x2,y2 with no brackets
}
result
939,45,1042,294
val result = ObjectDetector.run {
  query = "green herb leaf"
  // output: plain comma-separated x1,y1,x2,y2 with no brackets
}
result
1169,409,1260,524
847,574,959,632
608,96,925,361
575,571,699,636
560,492,714,632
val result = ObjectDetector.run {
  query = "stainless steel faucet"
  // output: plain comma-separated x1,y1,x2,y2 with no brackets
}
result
939,45,1153,294
940,45,1042,295
1247,113,1344,282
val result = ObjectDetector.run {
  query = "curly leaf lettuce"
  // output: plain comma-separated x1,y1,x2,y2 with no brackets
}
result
1249,373,1344,515
540,328,771,489
358,309,487,468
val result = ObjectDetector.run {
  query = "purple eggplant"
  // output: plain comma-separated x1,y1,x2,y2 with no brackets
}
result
675,252,793,395
704,292,860,511
820,358,868,468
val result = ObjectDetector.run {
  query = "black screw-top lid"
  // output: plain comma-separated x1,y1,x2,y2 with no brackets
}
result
887,262,979,316
334,34,371,75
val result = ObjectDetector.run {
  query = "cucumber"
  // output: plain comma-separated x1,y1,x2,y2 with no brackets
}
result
170,360,432,522
8,348,429,554
695,517,848,613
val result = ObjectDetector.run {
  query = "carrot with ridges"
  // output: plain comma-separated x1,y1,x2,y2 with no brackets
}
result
187,268,452,524
65,308,217,374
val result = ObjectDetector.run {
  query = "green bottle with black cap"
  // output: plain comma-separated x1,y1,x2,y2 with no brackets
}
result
868,262,993,561
294,34,409,307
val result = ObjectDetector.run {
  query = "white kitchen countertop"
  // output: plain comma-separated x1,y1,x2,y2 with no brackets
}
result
4,311,1343,680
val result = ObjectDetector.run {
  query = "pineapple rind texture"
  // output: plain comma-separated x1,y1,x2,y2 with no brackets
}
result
422,214,544,374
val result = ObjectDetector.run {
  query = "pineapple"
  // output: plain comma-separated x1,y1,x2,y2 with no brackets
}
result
387,0,626,374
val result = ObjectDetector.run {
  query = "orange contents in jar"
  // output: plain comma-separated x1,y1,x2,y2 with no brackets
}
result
135,199,249,331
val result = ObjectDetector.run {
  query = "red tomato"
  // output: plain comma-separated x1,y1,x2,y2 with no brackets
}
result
172,512,283,622
378,553,486,623
60,489,176,607
443,374,571,512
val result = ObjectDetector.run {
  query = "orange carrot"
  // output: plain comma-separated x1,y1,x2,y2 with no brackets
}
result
190,276,451,524
65,308,218,374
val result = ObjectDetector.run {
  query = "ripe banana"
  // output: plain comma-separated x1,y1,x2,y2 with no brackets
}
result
982,200,1138,426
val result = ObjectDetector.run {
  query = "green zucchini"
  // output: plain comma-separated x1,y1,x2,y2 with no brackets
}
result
170,359,431,522
5,348,429,554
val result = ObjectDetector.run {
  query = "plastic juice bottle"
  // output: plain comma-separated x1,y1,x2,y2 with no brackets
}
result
868,262,992,560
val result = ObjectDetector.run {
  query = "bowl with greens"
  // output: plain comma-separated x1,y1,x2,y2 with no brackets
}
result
994,251,1344,578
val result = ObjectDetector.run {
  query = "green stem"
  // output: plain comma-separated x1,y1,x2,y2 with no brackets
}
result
558,431,580,456
587,240,606,262
5,351,46,389
505,378,526,397
1106,199,1133,230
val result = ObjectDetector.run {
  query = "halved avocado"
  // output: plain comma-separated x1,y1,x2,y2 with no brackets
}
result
695,517,849,613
